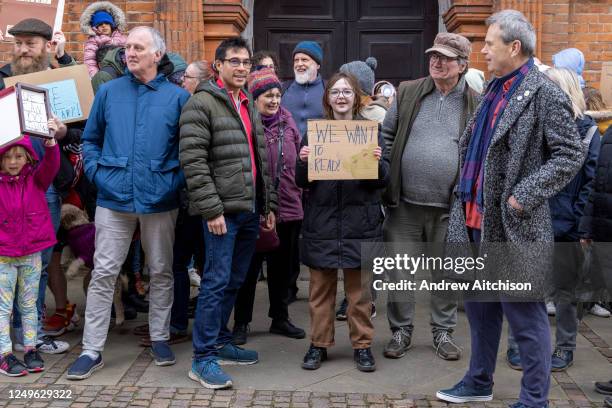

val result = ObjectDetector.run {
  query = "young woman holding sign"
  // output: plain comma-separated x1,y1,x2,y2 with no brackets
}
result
296,72,389,372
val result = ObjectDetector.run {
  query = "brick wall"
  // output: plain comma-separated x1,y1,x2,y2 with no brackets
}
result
539,0,612,89
1,0,609,88
0,0,205,68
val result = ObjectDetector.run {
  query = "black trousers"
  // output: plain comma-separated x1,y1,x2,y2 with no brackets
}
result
234,220,301,324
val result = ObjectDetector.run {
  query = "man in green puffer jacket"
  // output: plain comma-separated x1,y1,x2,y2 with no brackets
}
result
179,37,277,390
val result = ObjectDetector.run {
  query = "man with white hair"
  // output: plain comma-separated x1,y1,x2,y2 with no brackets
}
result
67,26,190,380
436,10,584,406
281,41,325,139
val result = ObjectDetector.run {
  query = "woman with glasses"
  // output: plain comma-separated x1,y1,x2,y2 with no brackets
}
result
231,67,306,345
251,50,280,74
296,72,389,372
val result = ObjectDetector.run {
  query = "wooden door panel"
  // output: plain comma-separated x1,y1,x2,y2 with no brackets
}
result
261,25,345,81
349,30,426,84
254,0,437,83
255,0,341,20
353,0,426,20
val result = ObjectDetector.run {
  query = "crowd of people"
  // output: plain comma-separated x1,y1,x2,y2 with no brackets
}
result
0,2,610,407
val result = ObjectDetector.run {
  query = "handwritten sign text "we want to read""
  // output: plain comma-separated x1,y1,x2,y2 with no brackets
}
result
307,120,379,181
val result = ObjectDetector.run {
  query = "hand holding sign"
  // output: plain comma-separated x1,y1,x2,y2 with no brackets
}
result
47,116,66,140
51,31,66,59
307,120,379,180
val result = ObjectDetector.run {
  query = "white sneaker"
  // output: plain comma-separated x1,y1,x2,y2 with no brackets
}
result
188,268,201,288
546,302,556,316
15,336,70,354
589,303,611,318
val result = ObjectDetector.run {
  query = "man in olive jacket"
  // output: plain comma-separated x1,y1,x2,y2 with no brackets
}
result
381,33,478,362
179,37,277,390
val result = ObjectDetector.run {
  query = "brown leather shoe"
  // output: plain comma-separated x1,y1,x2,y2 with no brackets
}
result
133,324,149,336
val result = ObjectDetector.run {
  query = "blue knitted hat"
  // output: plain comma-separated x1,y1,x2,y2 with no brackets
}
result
293,41,323,65
91,10,116,29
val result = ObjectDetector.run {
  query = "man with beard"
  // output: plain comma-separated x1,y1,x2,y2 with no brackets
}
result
0,18,76,357
0,18,76,89
281,41,325,139
280,40,325,303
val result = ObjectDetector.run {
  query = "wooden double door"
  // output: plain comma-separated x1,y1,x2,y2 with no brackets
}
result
254,0,439,85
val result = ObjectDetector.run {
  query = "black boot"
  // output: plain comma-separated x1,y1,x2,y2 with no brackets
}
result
232,323,249,346
302,344,327,370
270,319,305,339
354,348,376,372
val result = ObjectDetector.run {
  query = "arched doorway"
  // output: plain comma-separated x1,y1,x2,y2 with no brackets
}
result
252,0,439,84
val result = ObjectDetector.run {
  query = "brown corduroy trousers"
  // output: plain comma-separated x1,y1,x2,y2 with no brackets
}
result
308,268,373,349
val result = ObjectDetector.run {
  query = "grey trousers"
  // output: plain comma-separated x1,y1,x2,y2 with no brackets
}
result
384,201,457,335
82,207,178,352
508,295,577,351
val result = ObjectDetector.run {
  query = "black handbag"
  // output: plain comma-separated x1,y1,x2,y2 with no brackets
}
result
255,123,284,253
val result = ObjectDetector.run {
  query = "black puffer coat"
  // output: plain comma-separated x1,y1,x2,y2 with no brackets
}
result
580,125,612,241
295,118,389,269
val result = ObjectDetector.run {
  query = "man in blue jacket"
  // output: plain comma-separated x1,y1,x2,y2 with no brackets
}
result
67,26,190,380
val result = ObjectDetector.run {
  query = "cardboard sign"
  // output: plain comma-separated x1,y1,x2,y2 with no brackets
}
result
4,64,94,123
600,62,612,108
0,83,52,147
0,87,22,147
0,0,65,40
307,120,379,180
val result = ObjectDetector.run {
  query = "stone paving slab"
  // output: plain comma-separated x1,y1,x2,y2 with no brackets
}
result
0,273,608,406
0,383,607,408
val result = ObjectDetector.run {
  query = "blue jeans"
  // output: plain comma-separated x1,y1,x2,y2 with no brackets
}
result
170,211,204,334
192,212,259,361
463,301,551,408
13,185,61,341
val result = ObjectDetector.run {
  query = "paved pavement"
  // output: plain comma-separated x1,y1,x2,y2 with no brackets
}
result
0,270,610,407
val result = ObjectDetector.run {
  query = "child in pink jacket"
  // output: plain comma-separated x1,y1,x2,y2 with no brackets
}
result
0,131,59,377
80,1,128,77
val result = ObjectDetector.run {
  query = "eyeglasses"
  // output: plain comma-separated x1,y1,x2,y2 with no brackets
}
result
429,53,458,64
329,89,354,98
222,58,253,68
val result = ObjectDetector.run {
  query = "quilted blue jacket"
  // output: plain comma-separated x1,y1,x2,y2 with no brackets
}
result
83,72,190,214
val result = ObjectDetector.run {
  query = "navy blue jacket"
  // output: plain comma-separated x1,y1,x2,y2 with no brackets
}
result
281,74,325,139
549,115,600,240
580,125,612,241
82,72,190,214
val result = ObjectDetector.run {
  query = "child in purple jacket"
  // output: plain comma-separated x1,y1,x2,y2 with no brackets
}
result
0,132,59,376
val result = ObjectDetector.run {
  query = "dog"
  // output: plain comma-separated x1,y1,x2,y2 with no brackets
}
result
60,204,129,326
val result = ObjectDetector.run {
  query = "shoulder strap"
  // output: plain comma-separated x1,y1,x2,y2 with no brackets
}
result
583,125,598,147
275,123,284,190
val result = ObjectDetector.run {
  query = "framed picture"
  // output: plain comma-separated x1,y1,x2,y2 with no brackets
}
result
15,83,53,139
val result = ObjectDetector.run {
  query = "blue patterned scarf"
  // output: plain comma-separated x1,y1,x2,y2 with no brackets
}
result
458,58,534,211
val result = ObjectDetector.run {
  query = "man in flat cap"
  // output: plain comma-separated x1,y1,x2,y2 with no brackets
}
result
0,18,77,356
381,32,478,361
0,18,76,89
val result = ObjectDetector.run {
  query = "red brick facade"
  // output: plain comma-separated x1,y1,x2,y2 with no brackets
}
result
1,0,610,88
445,0,612,89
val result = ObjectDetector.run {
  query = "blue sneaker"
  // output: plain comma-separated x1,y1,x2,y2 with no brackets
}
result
507,348,522,371
551,348,573,372
217,343,258,365
150,341,176,366
66,353,104,380
436,381,493,403
509,402,549,408
188,359,232,389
